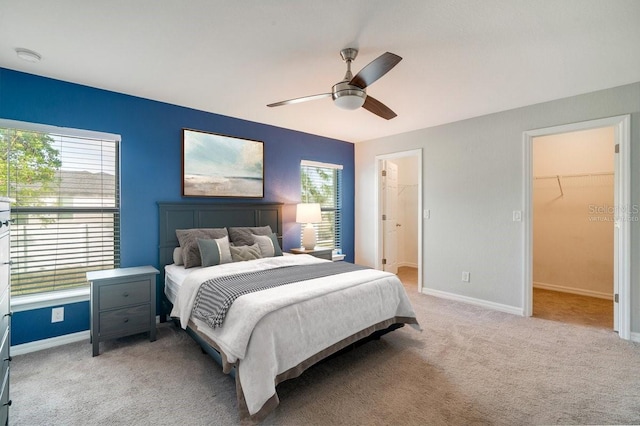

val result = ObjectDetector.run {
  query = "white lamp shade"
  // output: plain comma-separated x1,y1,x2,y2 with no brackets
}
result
296,203,322,224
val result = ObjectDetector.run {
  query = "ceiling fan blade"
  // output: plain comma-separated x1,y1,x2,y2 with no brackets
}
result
349,52,402,89
362,95,397,120
267,93,331,107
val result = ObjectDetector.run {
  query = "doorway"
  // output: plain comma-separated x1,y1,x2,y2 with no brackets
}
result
375,149,423,292
523,115,631,339
532,127,614,329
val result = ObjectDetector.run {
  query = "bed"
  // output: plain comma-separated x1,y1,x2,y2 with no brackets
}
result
158,202,420,422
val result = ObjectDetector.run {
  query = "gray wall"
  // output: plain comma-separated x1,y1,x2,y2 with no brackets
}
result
355,82,640,334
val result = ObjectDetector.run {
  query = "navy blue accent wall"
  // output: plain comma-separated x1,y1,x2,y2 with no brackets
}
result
0,68,354,346
11,302,90,345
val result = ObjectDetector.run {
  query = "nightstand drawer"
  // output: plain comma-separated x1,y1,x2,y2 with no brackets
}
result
99,304,150,336
99,280,150,310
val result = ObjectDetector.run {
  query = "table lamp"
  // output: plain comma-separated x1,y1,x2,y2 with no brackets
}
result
296,203,322,250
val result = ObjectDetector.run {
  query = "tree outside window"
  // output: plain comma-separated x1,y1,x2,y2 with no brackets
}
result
1,124,120,296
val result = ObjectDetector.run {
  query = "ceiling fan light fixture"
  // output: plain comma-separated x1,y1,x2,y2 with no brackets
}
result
332,82,366,110
334,93,365,110
268,48,400,119
15,47,41,62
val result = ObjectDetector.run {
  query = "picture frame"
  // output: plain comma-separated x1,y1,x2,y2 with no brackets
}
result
182,128,264,198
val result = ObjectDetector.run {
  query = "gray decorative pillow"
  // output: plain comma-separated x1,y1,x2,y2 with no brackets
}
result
253,233,283,257
176,228,228,268
197,236,232,267
230,243,262,262
227,226,273,247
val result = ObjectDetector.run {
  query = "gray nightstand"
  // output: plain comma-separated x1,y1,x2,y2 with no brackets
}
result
87,266,159,356
289,247,333,260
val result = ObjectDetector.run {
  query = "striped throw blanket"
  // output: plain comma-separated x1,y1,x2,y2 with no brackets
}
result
192,261,369,328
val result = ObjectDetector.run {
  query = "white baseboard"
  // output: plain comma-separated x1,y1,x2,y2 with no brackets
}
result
421,287,524,316
533,281,613,300
11,330,90,356
630,332,640,343
397,261,418,269
12,316,166,356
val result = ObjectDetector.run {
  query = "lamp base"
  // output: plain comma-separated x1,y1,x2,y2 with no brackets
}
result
301,224,317,250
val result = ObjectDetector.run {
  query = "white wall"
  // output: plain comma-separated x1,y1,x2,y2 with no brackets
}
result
355,82,640,331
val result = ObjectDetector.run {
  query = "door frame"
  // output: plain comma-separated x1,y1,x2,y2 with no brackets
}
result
522,115,631,339
375,149,423,292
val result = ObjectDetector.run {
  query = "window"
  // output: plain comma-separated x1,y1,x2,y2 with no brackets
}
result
300,160,342,251
0,121,120,296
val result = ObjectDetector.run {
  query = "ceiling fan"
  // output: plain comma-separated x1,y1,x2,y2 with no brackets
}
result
267,48,402,120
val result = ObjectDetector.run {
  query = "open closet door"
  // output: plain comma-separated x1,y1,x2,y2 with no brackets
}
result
382,160,398,274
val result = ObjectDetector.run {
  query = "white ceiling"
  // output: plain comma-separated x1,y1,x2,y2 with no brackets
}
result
1,0,639,143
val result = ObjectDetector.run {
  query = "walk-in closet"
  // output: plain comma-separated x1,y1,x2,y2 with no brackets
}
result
532,126,615,329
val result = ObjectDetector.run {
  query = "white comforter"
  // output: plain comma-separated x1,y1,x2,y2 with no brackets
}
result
170,255,419,418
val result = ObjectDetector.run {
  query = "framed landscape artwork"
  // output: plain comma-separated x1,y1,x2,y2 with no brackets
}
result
182,129,264,198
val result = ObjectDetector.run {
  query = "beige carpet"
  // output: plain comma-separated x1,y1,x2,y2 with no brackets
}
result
11,272,640,425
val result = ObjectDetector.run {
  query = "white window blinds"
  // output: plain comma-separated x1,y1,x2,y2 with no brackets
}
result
300,160,342,250
0,123,120,296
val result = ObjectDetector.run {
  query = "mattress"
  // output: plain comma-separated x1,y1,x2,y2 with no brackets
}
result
164,253,295,304
164,263,198,305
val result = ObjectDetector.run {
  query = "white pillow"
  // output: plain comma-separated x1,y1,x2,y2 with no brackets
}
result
173,247,183,265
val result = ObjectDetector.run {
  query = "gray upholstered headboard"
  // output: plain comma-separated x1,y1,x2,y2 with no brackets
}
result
158,202,284,269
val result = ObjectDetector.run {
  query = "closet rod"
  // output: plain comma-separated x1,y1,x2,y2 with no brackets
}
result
534,171,613,180
535,171,613,197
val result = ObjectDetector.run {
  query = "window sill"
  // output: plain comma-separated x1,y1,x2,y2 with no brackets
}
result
11,287,90,312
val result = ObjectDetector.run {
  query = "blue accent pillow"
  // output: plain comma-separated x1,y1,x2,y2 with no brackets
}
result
197,236,232,267
253,233,283,257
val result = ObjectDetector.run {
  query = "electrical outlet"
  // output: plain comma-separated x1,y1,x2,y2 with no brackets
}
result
51,307,64,323
461,271,470,282
513,210,522,221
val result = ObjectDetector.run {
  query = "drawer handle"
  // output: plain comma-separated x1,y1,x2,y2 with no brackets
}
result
123,318,129,323
122,292,129,297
